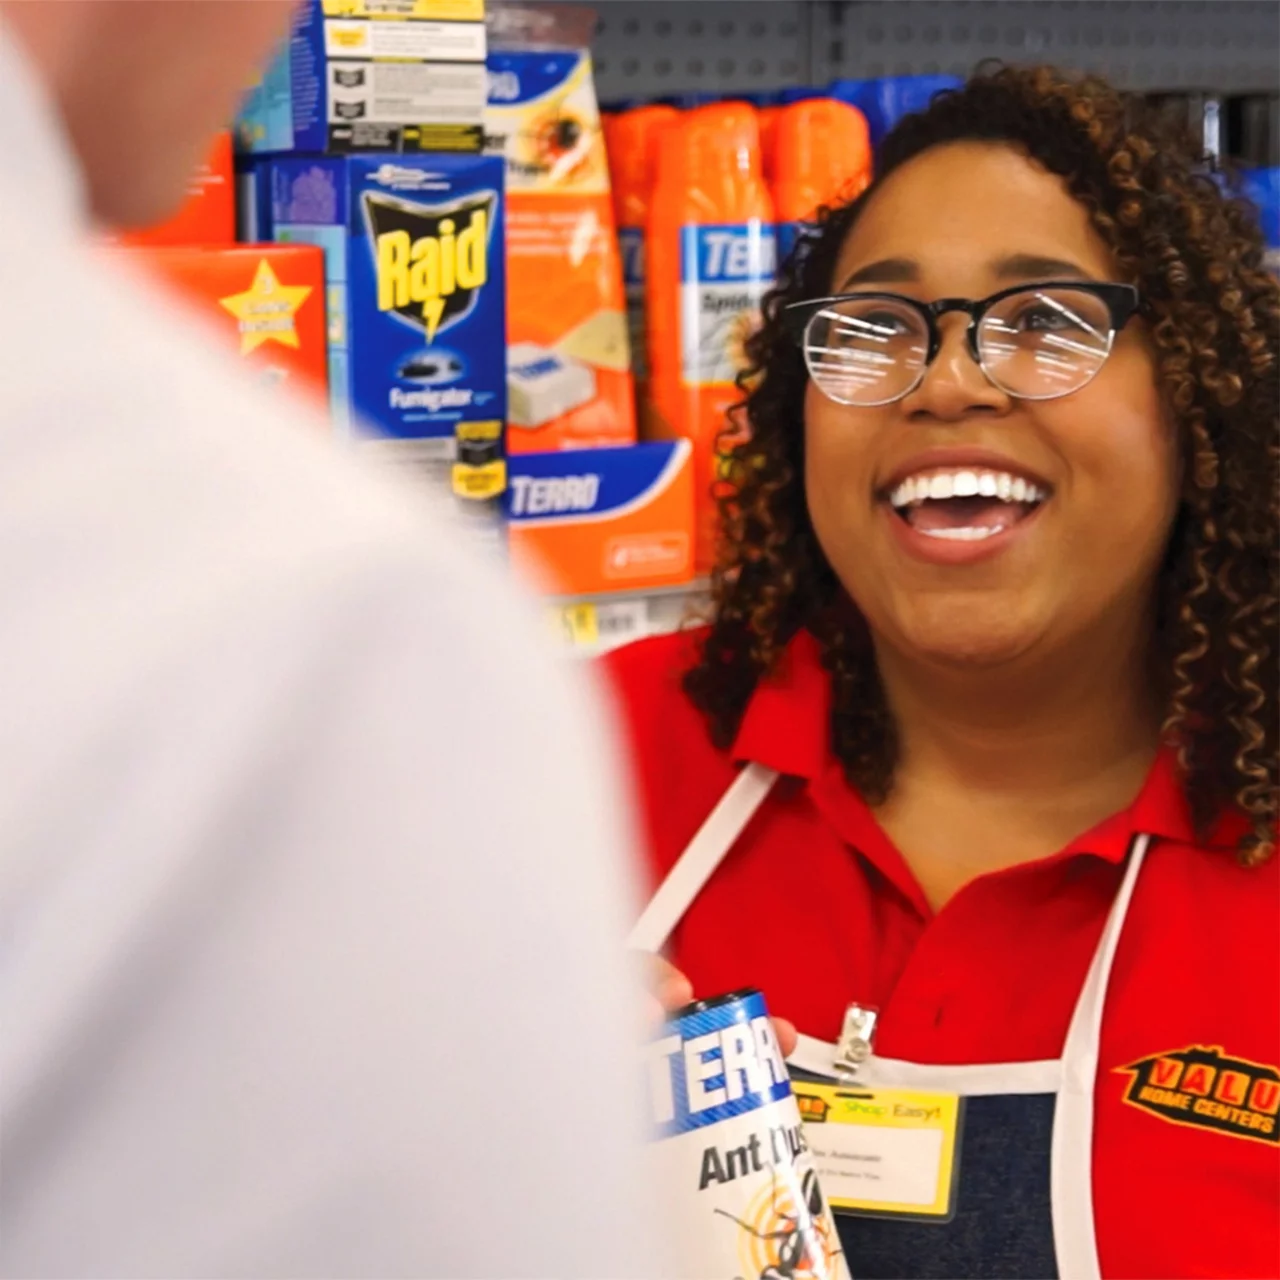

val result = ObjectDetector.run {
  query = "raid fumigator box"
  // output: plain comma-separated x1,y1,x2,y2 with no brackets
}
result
259,153,507,502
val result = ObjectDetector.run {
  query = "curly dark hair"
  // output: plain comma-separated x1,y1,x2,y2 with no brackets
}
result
684,65,1279,865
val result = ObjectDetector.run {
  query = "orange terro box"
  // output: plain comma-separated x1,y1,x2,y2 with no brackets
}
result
124,244,328,400
116,131,236,249
487,48,637,454
505,440,694,597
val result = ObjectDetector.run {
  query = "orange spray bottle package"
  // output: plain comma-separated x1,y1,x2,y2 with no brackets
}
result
646,103,776,572
486,3,637,453
758,105,782,185
604,104,678,436
773,98,872,265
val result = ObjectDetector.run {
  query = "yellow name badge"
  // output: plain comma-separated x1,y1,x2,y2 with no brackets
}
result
794,1084,963,1221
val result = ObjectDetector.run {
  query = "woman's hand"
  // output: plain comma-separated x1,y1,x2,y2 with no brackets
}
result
640,953,798,1058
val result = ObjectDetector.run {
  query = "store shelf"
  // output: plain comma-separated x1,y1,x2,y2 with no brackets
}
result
548,580,712,656
584,1,1280,102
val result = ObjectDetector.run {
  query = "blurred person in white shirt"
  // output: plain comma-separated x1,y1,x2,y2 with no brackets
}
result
0,3,660,1277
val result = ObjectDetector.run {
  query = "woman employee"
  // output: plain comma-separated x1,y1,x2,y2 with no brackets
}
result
608,67,1277,1279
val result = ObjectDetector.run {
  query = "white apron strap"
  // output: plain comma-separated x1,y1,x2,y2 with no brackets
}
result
626,763,779,953
1051,832,1151,1280
633,761,1154,1280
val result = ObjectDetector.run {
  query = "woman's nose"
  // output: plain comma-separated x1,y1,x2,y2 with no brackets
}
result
900,316,1013,422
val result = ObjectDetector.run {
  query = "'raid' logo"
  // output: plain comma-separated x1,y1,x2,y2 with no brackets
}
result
363,190,494,344
1115,1045,1280,1145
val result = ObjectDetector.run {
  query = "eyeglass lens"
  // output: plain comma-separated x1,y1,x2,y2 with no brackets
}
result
804,287,1117,406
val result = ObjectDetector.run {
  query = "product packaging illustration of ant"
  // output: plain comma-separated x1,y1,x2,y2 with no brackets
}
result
646,989,851,1280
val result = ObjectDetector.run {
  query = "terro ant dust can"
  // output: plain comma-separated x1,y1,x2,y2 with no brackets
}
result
645,988,851,1280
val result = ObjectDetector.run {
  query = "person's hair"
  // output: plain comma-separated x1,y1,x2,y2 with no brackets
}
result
684,64,1279,865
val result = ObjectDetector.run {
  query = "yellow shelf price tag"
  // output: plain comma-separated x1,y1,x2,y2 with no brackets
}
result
552,602,600,649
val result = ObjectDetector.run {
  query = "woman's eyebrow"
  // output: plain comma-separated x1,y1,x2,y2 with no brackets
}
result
835,253,1097,292
993,253,1096,281
835,257,920,289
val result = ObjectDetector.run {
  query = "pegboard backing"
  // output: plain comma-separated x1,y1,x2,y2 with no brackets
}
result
813,2,1280,90
592,1,812,98
586,1,1280,102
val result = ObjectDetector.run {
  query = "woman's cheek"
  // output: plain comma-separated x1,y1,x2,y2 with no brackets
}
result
804,393,846,528
1063,371,1179,550
804,388,877,570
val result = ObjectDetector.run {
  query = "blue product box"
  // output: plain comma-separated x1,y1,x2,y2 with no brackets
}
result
1241,166,1280,260
237,0,488,156
830,74,964,149
777,86,824,106
265,153,507,498
654,92,724,110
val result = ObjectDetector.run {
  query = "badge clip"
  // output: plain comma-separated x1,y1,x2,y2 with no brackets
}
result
834,1003,878,1084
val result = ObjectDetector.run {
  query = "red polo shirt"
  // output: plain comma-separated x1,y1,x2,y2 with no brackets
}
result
604,629,1280,1280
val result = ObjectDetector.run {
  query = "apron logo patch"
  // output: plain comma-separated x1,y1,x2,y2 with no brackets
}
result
1115,1046,1279,1145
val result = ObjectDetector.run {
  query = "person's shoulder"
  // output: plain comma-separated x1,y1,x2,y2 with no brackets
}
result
1186,825,1279,901
601,628,716,748
1130,834,1279,1091
598,627,743,868
0,226,467,599
1146,820,1279,952
0,222,570,752
603,627,705,700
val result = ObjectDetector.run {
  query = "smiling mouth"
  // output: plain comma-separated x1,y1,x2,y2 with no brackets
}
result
884,468,1050,542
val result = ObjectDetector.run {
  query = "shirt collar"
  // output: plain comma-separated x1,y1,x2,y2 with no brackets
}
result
1065,747,1197,862
0,16,87,233
730,627,1210,860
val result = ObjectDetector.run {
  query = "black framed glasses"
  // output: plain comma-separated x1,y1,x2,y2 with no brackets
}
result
784,281,1142,407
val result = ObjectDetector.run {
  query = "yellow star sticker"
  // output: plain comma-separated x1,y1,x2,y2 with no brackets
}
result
219,259,313,355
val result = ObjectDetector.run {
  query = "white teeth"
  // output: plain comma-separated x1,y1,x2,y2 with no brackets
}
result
920,526,1000,541
887,469,1050,510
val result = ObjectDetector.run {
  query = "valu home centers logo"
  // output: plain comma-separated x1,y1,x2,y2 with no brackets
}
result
1116,1046,1280,1145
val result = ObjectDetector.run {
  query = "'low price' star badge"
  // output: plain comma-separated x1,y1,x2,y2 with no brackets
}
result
219,260,312,355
